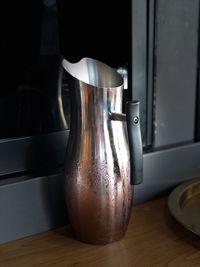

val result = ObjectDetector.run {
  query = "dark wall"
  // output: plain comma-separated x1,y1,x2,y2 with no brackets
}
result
57,0,131,68
0,1,44,94
0,1,44,137
0,1,131,138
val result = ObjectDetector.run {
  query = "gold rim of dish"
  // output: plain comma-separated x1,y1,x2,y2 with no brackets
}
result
168,177,200,236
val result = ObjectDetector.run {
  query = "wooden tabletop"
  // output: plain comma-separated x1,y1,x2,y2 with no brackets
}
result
1,196,200,267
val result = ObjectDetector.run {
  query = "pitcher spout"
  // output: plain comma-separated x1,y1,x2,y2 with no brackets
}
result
62,57,123,88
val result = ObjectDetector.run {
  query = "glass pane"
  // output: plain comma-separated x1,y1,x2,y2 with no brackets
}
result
0,1,70,139
0,0,131,139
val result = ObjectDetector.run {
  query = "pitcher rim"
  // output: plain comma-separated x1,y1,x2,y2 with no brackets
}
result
62,57,124,89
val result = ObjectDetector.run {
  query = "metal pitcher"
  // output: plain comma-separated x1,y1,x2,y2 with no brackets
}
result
58,57,143,245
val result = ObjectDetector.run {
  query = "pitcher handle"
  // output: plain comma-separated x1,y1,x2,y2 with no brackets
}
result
109,101,143,185
126,101,143,185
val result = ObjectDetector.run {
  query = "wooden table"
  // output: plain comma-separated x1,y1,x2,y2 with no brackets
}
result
1,197,200,267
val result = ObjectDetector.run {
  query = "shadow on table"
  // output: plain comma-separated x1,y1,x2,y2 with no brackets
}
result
164,204,200,250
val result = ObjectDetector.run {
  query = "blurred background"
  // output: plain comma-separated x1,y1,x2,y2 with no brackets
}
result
0,0,131,138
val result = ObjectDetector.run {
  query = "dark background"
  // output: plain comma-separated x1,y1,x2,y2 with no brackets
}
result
0,0,131,138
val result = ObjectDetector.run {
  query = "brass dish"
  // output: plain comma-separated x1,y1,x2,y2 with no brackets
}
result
168,177,200,236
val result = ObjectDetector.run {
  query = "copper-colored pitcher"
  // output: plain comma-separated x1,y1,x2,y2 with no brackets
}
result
58,57,143,245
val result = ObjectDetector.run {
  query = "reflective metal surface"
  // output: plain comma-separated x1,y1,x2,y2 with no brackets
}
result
168,177,200,236
63,58,133,244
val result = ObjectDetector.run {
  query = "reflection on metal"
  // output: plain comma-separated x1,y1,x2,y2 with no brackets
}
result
117,66,128,90
57,64,69,129
62,57,134,244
